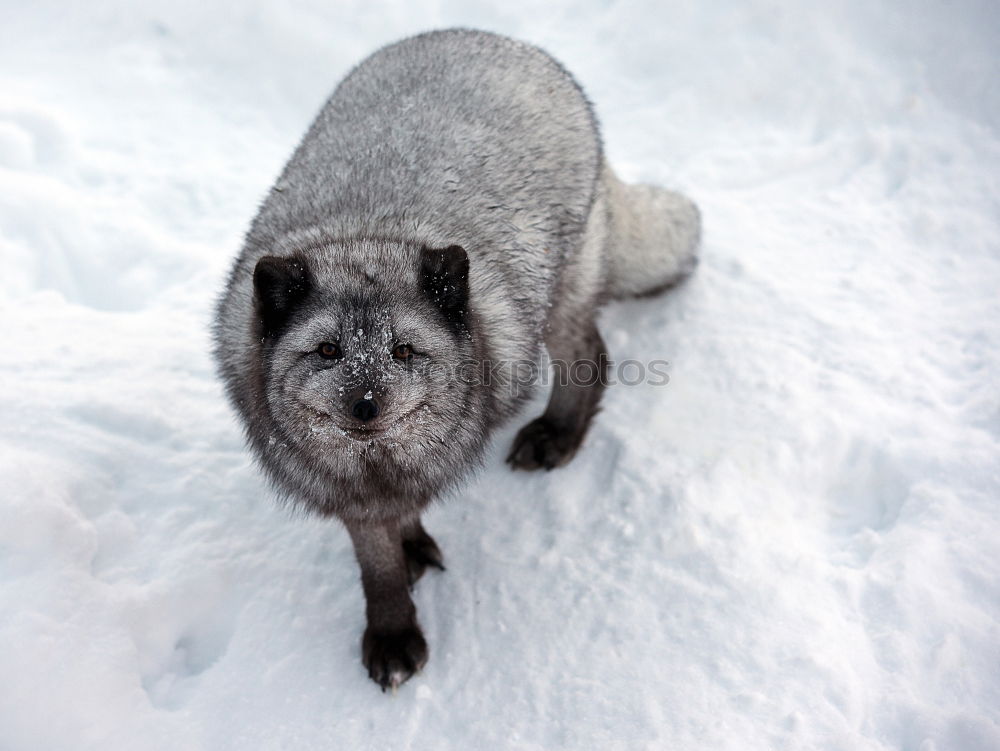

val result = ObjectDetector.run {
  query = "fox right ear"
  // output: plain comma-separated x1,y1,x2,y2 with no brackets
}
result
253,255,311,337
420,245,469,327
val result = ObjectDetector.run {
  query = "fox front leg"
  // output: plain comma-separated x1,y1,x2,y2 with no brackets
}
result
345,518,428,691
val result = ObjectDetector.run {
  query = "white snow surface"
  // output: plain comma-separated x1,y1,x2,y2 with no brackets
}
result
2,1,999,749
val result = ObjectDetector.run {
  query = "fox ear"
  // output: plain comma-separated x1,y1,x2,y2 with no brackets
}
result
253,255,311,337
420,245,469,326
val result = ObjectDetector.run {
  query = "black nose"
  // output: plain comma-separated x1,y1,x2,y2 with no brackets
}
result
351,398,379,422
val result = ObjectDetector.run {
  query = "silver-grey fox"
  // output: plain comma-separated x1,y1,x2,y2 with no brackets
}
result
214,28,700,691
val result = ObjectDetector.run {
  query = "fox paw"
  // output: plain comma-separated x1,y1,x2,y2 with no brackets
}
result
362,625,428,692
506,416,582,471
403,531,445,587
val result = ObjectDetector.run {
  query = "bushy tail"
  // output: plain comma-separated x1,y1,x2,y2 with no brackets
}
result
601,164,701,299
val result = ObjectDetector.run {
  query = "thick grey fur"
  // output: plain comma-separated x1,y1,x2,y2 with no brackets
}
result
214,28,700,691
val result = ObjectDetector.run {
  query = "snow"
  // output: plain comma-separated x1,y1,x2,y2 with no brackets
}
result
1,1,999,749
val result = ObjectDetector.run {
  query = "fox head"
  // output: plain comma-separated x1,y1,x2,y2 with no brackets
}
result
248,240,483,478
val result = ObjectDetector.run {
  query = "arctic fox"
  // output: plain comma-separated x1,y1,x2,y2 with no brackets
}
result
214,28,699,691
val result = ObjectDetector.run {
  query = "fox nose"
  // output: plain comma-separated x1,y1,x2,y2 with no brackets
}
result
351,398,379,422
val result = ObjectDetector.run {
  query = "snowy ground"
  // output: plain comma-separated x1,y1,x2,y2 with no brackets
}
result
2,1,999,749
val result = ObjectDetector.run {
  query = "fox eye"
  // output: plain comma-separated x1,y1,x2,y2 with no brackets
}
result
392,344,413,361
317,342,341,359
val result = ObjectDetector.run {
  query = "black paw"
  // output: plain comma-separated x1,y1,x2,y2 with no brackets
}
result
402,532,445,587
362,625,428,692
506,416,583,471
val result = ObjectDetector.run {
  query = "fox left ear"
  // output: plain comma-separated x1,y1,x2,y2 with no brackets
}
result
420,245,469,325
253,254,311,338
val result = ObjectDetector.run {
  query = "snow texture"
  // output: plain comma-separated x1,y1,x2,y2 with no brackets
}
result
2,1,999,749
